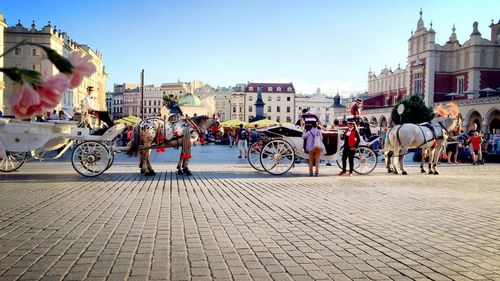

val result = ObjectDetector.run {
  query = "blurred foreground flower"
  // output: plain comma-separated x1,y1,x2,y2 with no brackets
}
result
0,41,96,119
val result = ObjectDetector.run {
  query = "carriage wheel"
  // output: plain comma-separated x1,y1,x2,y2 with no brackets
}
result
353,146,377,175
336,145,344,170
260,139,295,175
105,151,115,171
71,141,110,177
248,140,265,171
0,151,28,172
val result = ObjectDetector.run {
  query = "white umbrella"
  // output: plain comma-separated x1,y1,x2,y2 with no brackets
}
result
445,92,464,101
463,90,479,99
480,87,496,97
445,92,464,97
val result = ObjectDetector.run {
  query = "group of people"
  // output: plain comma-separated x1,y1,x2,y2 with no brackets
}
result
300,98,363,177
35,109,69,122
227,124,260,158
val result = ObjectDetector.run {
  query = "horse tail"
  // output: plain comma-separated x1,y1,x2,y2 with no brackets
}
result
127,122,141,157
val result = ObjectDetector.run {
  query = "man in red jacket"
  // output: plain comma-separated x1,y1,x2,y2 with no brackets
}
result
339,120,361,176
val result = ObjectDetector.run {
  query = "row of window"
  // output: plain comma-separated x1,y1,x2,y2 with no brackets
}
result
248,86,293,92
13,47,41,57
233,106,292,113
13,63,40,71
248,96,292,102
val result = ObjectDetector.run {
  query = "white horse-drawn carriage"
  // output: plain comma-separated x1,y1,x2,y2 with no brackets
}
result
0,117,125,176
247,125,379,175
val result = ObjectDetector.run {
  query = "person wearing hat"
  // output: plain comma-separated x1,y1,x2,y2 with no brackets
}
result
82,86,114,131
351,98,363,125
339,120,360,176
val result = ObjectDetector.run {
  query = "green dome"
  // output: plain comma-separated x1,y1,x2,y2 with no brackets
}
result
178,93,201,106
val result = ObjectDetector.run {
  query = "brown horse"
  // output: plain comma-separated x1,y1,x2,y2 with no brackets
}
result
127,115,222,176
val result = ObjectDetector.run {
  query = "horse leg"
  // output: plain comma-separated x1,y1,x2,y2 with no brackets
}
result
139,149,148,174
146,158,156,176
399,150,407,175
385,151,393,173
392,147,399,174
432,149,440,175
427,148,435,174
420,149,427,173
142,149,155,176
177,157,184,175
182,158,192,176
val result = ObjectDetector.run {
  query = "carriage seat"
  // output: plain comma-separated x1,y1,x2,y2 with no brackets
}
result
365,135,379,142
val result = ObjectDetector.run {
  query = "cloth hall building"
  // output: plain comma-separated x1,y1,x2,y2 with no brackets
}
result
363,11,500,133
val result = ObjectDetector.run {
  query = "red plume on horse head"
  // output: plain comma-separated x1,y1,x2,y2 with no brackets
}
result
434,104,448,117
446,103,459,118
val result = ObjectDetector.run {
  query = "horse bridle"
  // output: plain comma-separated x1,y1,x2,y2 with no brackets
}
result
438,115,461,142
185,117,203,137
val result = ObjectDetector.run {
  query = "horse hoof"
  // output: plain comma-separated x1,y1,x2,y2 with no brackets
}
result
393,171,399,175
177,169,183,175
428,171,434,175
150,171,156,176
402,171,408,175
421,169,426,173
387,169,392,173
144,171,154,176
183,169,192,176
434,171,440,175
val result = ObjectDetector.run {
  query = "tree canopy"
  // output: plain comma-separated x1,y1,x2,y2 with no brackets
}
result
390,95,434,125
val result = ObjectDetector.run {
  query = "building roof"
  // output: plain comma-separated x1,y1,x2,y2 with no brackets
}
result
245,83,295,93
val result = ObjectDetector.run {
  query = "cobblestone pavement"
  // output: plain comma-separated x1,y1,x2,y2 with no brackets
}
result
1,159,499,280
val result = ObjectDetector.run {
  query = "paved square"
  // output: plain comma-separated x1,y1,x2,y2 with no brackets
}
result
1,158,499,280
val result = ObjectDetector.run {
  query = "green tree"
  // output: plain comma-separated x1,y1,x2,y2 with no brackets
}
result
391,95,434,125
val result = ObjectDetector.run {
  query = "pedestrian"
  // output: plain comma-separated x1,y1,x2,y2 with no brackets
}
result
49,109,59,120
236,124,249,158
468,123,483,164
126,126,133,144
58,110,68,121
228,128,235,147
250,124,260,145
339,120,361,176
299,108,321,153
303,122,323,176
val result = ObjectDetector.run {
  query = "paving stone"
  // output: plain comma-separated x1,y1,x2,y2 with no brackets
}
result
0,161,499,281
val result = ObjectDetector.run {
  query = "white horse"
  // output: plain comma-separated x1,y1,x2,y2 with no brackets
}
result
384,103,461,175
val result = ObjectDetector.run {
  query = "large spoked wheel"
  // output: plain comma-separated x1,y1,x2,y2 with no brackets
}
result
105,151,115,171
336,147,343,170
248,140,266,171
0,151,28,172
71,141,110,177
353,146,377,175
260,139,295,175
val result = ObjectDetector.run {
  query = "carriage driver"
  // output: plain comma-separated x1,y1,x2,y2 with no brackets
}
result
82,86,114,129
350,98,363,125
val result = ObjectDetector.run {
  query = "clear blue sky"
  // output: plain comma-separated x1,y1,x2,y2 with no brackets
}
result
2,0,499,95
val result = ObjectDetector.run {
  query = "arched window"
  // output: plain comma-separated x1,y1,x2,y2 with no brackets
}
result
287,87,292,92
277,87,282,92
249,86,253,91
268,87,273,92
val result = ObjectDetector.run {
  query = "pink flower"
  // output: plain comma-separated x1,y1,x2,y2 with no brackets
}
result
67,51,96,88
9,73,71,119
37,73,70,109
10,84,42,119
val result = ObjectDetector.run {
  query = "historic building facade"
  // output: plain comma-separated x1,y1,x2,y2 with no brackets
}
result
295,89,336,125
243,83,296,123
363,11,500,133
1,19,107,116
